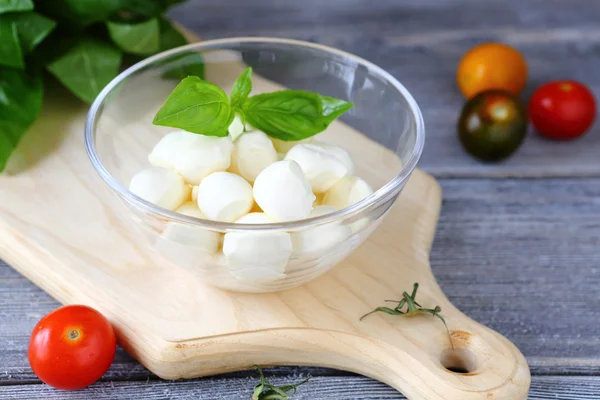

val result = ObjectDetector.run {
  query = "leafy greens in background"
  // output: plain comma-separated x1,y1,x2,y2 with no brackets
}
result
0,0,202,172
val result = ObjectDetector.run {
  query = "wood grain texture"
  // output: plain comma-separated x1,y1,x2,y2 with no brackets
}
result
3,178,600,385
0,375,598,399
169,0,600,178
0,25,530,398
1,0,599,397
0,118,530,399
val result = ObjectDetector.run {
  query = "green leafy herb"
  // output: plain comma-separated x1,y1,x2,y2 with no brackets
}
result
251,366,310,400
242,89,353,141
107,18,160,55
0,18,24,68
158,19,204,80
10,12,56,53
153,76,234,136
0,0,33,14
361,283,454,348
153,68,352,141
0,67,43,171
118,0,166,20
0,0,192,173
158,18,185,50
230,66,252,109
46,37,122,103
36,0,121,27
320,95,355,121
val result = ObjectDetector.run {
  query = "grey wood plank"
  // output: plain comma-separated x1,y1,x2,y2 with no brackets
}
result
0,376,599,399
2,178,600,382
169,0,600,178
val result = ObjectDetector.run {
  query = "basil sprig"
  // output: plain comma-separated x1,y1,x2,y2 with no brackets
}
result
153,67,354,141
0,0,203,173
153,76,234,136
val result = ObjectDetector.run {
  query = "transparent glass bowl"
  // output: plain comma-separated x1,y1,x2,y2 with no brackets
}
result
85,38,424,293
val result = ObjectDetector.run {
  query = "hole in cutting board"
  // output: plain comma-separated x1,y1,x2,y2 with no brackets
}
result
440,347,479,374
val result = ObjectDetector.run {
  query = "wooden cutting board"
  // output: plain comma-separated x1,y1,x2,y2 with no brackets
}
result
0,36,530,400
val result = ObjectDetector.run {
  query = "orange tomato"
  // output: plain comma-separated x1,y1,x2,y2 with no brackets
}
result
457,42,527,99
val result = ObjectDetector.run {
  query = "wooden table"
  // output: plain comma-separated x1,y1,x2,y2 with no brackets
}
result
1,0,599,398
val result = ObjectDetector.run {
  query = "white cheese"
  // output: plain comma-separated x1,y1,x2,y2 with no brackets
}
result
284,143,350,193
197,172,253,222
161,202,220,253
229,130,278,183
291,205,350,255
223,212,292,282
129,167,188,210
148,130,186,170
271,137,312,153
253,160,315,222
228,114,245,141
149,130,233,185
312,141,354,175
321,176,374,210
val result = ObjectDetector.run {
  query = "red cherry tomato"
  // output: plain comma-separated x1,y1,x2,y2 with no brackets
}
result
529,80,596,140
28,305,116,390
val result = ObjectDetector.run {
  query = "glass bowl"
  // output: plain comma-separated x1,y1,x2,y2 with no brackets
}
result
85,38,424,293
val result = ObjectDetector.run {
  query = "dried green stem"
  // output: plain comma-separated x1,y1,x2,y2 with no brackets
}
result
251,366,310,400
361,283,454,349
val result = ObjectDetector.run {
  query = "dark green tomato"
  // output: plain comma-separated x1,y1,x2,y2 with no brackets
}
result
458,90,528,162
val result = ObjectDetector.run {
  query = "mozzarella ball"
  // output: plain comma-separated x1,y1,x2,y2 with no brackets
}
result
312,141,354,175
148,130,185,170
291,205,350,255
197,172,253,222
223,212,292,282
229,130,278,182
149,130,233,185
229,114,245,141
191,185,199,203
175,134,233,185
235,212,274,224
284,143,350,193
161,202,220,253
253,160,315,222
271,137,312,153
322,176,374,210
129,167,188,210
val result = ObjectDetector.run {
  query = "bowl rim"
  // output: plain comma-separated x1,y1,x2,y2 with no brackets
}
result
85,37,425,232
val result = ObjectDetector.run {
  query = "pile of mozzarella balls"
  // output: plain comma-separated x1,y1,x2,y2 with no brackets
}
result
129,122,373,282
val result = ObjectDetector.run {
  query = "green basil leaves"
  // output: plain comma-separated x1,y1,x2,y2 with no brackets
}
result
0,67,43,171
230,66,252,109
153,76,234,137
107,18,160,55
47,37,122,103
0,0,33,14
153,67,353,141
242,90,352,141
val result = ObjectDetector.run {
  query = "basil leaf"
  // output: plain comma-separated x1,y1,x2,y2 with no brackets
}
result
159,18,186,51
107,18,160,55
118,0,165,20
0,0,33,13
320,94,354,120
158,19,205,80
0,19,23,68
0,67,42,172
243,90,353,141
11,12,56,53
36,0,121,27
153,76,234,136
46,37,122,103
230,67,252,109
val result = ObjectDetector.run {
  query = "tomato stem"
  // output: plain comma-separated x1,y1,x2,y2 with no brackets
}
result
67,329,80,341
